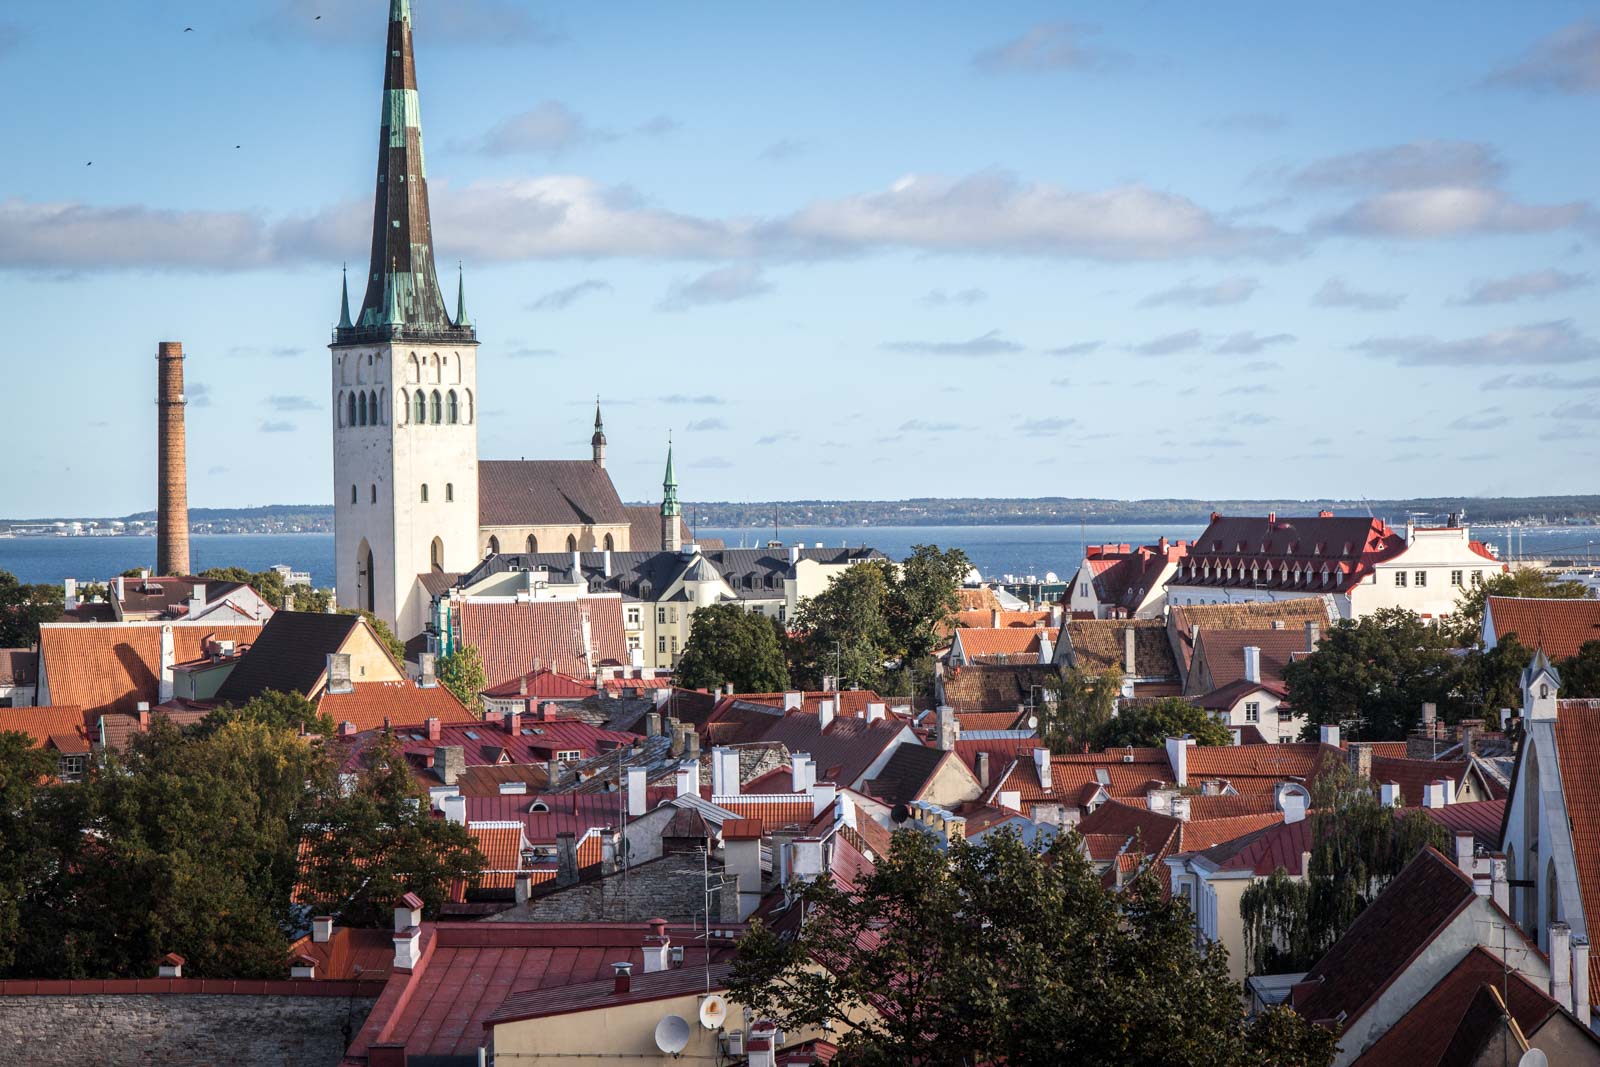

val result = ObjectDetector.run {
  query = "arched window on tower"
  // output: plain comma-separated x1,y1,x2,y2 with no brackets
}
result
488,536,501,555
445,483,454,502
375,389,384,424
398,389,408,425
430,537,444,571
347,392,357,427
430,390,442,424
526,535,538,553
447,390,459,424
369,390,379,425
603,533,614,551
464,389,474,424
567,534,578,552
408,353,420,383
337,391,345,427
414,391,427,424
370,484,377,504
421,484,429,503
351,484,357,505
357,392,368,426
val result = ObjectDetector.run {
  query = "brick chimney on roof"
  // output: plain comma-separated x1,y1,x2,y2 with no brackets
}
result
155,342,190,577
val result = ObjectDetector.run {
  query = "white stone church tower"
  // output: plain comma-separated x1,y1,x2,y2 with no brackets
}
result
332,0,479,640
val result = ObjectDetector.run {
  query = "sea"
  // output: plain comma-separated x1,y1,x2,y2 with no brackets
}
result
2,523,1596,590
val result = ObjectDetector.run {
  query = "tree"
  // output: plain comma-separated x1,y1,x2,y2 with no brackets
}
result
0,733,74,974
788,560,897,692
887,544,970,663
438,644,487,711
0,571,64,646
1286,608,1464,741
342,608,406,661
1456,634,1534,719
674,604,790,693
1560,640,1600,698
297,733,484,925
730,829,1335,1067
1447,568,1590,643
1097,696,1231,749
1039,667,1121,753
1240,759,1447,975
291,585,334,613
198,689,334,738
200,566,287,609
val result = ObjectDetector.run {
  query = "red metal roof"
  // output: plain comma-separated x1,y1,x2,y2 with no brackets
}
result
1194,817,1312,876
482,667,597,700
318,681,478,733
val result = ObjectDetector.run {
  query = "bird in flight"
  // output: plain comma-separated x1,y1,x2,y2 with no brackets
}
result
184,26,194,32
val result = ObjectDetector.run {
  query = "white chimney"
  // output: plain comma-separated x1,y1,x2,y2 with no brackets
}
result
1282,793,1306,824
1379,781,1400,807
866,702,886,722
114,574,126,602
1319,724,1340,747
782,691,803,711
1454,831,1474,875
571,549,582,576
788,545,801,565
791,754,814,793
1171,794,1192,821
1243,646,1261,685
188,583,206,617
675,761,699,797
1491,854,1510,914
642,920,671,974
936,705,958,751
441,794,466,824
63,578,78,612
809,782,837,818
312,916,334,943
419,652,437,689
999,789,1022,811
290,956,317,980
1575,937,1592,1027
1305,622,1319,652
627,765,647,817
1124,627,1137,675
1038,633,1054,664
326,652,354,695
158,624,176,702
1553,922,1574,1013
1422,702,1437,727
602,550,613,578
818,699,835,730
1032,748,1052,791
1165,736,1192,787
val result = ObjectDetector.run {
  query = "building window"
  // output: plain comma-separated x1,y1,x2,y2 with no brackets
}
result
1451,570,1463,587
779,604,787,623
430,537,444,570
1278,708,1293,722
430,390,442,424
669,607,678,624
670,636,679,655
414,391,426,423
59,754,87,782
351,484,357,505
447,390,459,424
604,533,614,551
627,634,641,652
420,484,429,503
1244,702,1260,723
358,391,368,426
566,534,578,552
488,536,500,555
658,636,667,654
445,483,454,502
1414,571,1427,588
626,608,640,627
1394,571,1407,587
657,607,667,625
555,750,582,763
370,484,377,504
1080,583,1088,597
347,392,358,426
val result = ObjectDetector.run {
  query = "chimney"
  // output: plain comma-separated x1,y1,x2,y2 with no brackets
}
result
556,831,580,887
1282,793,1306,824
934,705,958,752
866,702,886,722
822,674,836,693
684,727,700,760
1347,742,1373,780
808,782,837,818
1454,831,1475,875
158,953,185,979
1379,781,1400,807
432,751,464,793
748,1021,780,1067
1305,622,1319,653
1243,646,1261,685
505,709,522,736
518,674,529,699
675,761,698,797
611,961,632,995
426,717,440,741
114,574,126,603
788,544,801,565
1171,794,1191,821
782,691,803,711
514,872,532,905
991,608,1002,628
1165,736,1192,787
669,720,685,757
1038,632,1054,665
419,653,437,689
791,754,814,794
158,624,176,702
1552,922,1574,1012
155,341,191,577
646,710,662,737
63,578,77,613
724,821,765,920
716,747,742,797
602,549,612,578
290,954,317,980
1491,854,1510,913
1032,747,1052,791
137,701,151,731
642,918,671,973
627,766,647,817
1123,627,1137,675
1458,718,1481,756
1319,724,1340,747
1576,938,1592,1027
187,583,206,618
571,549,582,577
818,699,835,731
339,720,358,738
440,792,466,822
977,751,991,789
312,916,334,943
392,897,423,971
1421,702,1437,728
326,652,354,695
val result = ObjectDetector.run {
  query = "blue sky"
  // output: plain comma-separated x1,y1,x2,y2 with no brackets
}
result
4,2,1599,517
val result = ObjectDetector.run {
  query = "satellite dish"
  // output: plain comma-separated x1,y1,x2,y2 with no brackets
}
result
1518,1051,1549,1067
1027,715,1039,730
655,1015,691,1056
890,803,911,825
699,993,728,1030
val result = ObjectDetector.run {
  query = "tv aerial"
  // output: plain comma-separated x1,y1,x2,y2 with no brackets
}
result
655,1014,691,1057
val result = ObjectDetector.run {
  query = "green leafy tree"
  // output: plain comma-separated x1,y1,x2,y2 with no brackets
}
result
1240,759,1448,974
0,733,76,974
1097,696,1231,749
1287,608,1464,741
1456,634,1534,719
341,608,406,661
0,571,64,646
290,585,334,613
1447,568,1591,643
438,644,488,711
674,604,790,693
788,560,897,692
730,829,1335,1067
199,566,287,608
888,544,970,663
1039,667,1121,753
1560,640,1600,698
197,689,334,738
298,733,484,925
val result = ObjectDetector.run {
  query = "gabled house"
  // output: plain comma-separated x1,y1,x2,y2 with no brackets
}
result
1483,595,1600,661
0,705,91,781
1066,538,1189,619
37,620,264,717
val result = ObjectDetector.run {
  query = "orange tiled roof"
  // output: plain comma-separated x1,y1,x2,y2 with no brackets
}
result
1553,698,1600,1004
1486,596,1600,661
1179,813,1284,851
457,600,629,687
0,705,90,752
954,628,1049,660
318,681,479,733
957,588,1002,612
719,796,816,830
38,622,263,716
954,610,1050,630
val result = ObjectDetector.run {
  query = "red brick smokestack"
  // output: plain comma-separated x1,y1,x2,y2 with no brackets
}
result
156,342,190,577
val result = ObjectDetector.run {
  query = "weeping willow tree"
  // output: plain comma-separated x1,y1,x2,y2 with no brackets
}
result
1240,758,1448,975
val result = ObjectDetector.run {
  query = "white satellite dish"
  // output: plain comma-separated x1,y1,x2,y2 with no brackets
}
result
655,1015,691,1056
1518,1050,1549,1067
1027,715,1039,730
699,993,728,1030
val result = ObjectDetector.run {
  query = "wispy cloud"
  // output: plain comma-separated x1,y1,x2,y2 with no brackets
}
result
259,419,295,433
686,417,728,432
1485,20,1600,93
506,346,560,359
755,432,797,446
919,287,988,307
1292,140,1506,190
475,101,611,156
658,264,773,311
1207,112,1288,133
1450,412,1510,431
1223,384,1275,396
1214,331,1295,355
1461,269,1590,305
663,394,725,406
635,115,680,136
267,394,317,412
1554,399,1600,421
1139,276,1258,307
1130,329,1203,356
759,138,810,162
1482,372,1600,390
1321,187,1588,239
1313,278,1404,311
1019,417,1074,435
899,419,965,433
973,22,1119,74
188,382,212,408
1047,340,1102,356
882,330,1023,357
1355,320,1600,366
529,278,613,311
1193,437,1245,448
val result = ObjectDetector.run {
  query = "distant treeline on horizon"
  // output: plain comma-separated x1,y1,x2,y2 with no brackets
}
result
8,495,1600,530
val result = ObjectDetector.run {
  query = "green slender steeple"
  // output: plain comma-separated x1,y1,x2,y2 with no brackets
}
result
661,435,681,551
454,262,470,327
338,264,353,330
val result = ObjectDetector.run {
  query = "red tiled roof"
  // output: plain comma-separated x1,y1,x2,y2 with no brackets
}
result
722,818,763,840
488,963,733,1024
719,796,817,830
0,705,90,753
1351,946,1564,1066
724,711,910,790
1553,699,1600,1006
1180,813,1286,852
1076,801,1183,889
1186,743,1341,792
1486,596,1600,661
339,717,638,781
456,599,629,687
1080,540,1187,613
318,681,478,734
482,667,598,701
953,610,1050,630
939,663,1058,715
478,459,630,528
953,627,1049,660
0,648,37,687
1168,598,1335,674
1184,794,1281,821
716,690,889,719
38,622,263,716
1291,847,1478,1027
1060,619,1175,677
1193,678,1289,711
454,763,551,796
1190,629,1309,691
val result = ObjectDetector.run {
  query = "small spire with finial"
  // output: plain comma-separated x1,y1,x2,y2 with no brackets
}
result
454,260,470,328
338,263,353,330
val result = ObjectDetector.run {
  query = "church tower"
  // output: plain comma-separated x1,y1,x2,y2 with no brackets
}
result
661,437,681,552
591,400,606,469
332,0,479,640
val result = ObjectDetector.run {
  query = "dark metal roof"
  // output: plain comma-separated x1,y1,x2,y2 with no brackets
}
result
479,460,630,528
212,611,363,704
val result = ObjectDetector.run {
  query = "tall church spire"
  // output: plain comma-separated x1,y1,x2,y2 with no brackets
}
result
347,0,460,337
591,398,607,468
661,434,681,552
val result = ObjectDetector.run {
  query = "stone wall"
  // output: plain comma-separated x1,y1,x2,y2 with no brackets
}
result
0,991,375,1067
487,850,722,924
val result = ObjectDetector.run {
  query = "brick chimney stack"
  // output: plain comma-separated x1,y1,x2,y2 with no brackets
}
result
155,342,190,576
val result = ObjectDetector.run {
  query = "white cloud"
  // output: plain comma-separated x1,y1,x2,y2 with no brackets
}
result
973,22,1116,74
1019,417,1074,435
1313,277,1404,311
1293,141,1505,190
919,287,988,307
1354,320,1600,366
658,263,773,311
1139,276,1258,307
1450,412,1511,431
899,419,965,433
259,419,295,433
686,417,728,432
1482,372,1600,390
1461,269,1591,305
881,330,1024,357
528,278,613,311
1130,329,1203,356
1047,341,1102,356
662,394,725,406
1214,331,1295,355
267,395,317,412
1487,20,1600,94
1322,186,1588,238
476,101,611,156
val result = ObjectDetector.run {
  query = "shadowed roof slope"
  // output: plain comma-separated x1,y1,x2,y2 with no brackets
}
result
213,612,362,704
479,460,629,528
